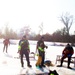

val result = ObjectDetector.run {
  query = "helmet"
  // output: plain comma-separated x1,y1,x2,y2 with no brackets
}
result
23,35,26,38
40,36,44,39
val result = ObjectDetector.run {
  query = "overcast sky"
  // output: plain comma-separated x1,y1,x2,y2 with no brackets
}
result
0,0,75,34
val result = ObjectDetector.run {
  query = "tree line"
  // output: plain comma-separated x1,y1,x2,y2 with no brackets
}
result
0,26,75,44
0,12,75,44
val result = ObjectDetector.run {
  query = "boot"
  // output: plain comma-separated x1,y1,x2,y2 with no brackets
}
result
28,64,32,68
57,61,63,67
67,58,72,69
67,62,72,69
21,63,24,68
57,65,62,67
42,64,46,67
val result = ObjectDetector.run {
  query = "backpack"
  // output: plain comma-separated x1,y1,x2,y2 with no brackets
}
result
44,60,54,67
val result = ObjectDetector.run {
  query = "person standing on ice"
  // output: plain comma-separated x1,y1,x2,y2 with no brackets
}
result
35,36,48,68
57,43,74,69
18,35,32,68
3,38,10,53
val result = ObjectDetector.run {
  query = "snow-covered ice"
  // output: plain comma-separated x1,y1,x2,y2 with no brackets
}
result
0,40,75,75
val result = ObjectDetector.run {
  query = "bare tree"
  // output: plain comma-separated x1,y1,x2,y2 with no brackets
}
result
60,12,74,36
20,25,31,38
60,12,74,42
39,22,43,35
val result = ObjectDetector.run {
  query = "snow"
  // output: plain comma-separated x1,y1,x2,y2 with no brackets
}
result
0,40,75,75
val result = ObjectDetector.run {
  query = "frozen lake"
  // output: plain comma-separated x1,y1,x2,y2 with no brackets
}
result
0,40,75,75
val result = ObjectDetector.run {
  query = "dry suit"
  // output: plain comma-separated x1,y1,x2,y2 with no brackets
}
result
18,39,31,67
60,44,74,68
3,39,10,53
36,40,47,68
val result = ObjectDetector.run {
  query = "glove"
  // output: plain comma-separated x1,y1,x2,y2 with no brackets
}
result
46,46,48,49
27,49,30,53
17,50,20,53
17,50,22,55
62,54,64,57
68,54,72,57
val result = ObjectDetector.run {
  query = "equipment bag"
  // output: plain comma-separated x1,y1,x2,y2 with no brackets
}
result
48,70,59,75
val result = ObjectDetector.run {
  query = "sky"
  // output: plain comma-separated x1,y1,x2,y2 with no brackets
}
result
0,0,75,34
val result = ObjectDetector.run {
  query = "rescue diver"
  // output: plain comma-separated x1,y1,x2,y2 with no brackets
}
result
35,36,48,68
18,35,32,68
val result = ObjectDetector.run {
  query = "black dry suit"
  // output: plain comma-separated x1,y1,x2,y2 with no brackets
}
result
37,40,45,56
36,40,47,67
18,39,31,67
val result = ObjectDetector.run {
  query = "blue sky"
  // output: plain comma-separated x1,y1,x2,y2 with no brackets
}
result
0,0,75,34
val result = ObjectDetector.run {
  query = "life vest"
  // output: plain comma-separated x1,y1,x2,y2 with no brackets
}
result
37,40,45,51
38,47,44,52
18,40,30,51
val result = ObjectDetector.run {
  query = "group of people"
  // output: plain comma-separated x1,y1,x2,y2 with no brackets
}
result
17,35,74,69
18,35,48,68
2,36,48,68
3,35,74,69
